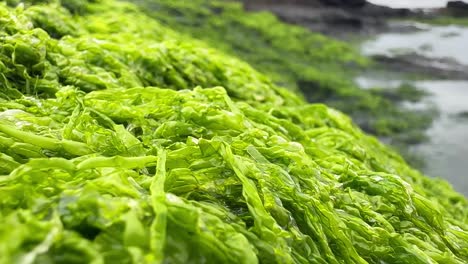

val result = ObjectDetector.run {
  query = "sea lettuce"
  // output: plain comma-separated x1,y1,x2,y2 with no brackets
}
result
0,1,466,263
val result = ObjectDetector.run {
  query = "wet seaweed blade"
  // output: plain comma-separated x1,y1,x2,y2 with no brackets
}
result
0,0,467,263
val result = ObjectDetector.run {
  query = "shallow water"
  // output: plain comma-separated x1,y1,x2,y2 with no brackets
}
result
368,0,466,8
357,77,468,195
359,25,468,196
362,24,468,66
411,81,468,195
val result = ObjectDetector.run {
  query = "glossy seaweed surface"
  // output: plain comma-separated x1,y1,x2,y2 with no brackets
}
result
0,1,467,263
131,0,436,153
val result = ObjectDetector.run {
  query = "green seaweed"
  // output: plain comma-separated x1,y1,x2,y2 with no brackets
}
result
128,0,438,166
0,1,467,263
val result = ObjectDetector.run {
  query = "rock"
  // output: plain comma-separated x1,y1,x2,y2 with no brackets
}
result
447,1,468,9
456,111,468,119
372,53,468,80
446,1,468,16
242,0,411,38
319,0,367,8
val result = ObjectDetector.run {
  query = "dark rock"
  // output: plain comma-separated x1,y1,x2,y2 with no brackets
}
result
318,0,366,8
360,3,410,17
242,0,411,38
447,1,468,9
372,53,468,80
446,1,468,16
456,111,468,119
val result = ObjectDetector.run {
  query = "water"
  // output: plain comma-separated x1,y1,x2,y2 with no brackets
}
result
362,24,468,66
411,81,468,194
359,24,468,196
368,0,467,8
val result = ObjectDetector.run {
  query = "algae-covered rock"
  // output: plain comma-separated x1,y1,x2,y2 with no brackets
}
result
0,1,466,263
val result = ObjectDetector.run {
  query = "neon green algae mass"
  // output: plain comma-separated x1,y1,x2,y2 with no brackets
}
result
0,0,467,263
